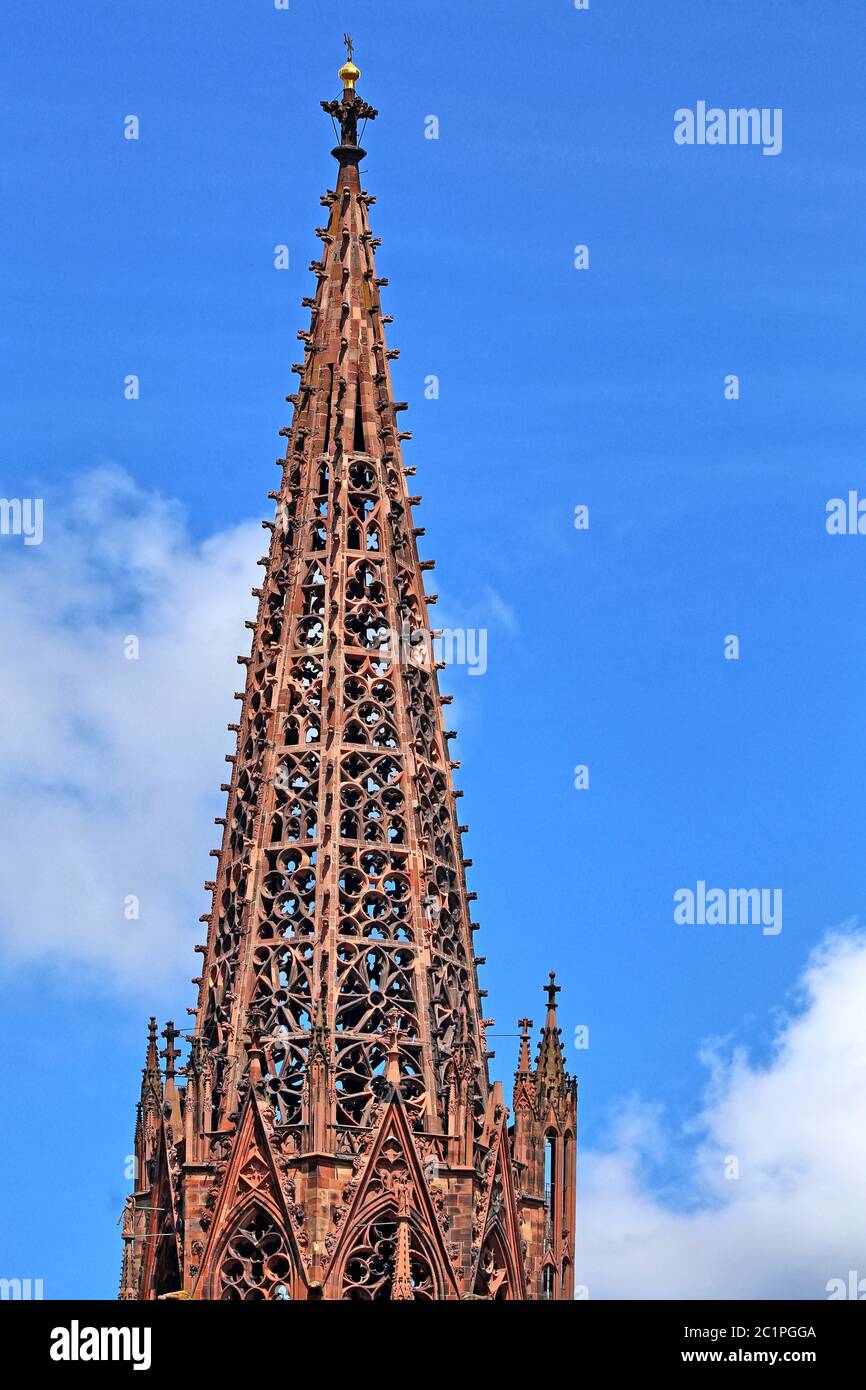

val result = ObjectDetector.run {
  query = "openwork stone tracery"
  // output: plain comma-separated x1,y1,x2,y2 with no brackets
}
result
341,1212,435,1300
218,1207,294,1301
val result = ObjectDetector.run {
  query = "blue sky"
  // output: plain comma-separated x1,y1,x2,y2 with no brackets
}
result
1,1,865,1298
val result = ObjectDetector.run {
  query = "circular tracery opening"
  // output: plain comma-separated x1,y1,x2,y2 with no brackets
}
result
218,1206,294,1301
341,1213,435,1300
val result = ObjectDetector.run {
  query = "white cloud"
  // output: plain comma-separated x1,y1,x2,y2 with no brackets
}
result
482,584,518,635
0,465,259,994
578,928,866,1299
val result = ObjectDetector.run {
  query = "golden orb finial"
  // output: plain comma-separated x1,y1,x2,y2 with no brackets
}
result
339,32,360,90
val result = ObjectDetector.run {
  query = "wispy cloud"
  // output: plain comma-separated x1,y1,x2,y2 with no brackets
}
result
0,465,259,993
483,584,519,635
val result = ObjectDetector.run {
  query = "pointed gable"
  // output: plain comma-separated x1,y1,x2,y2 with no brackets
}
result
469,1093,529,1299
194,1079,308,1300
137,1114,182,1299
326,1088,460,1300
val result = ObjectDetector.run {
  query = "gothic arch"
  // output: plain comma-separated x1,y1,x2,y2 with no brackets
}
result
211,1198,297,1301
474,1224,521,1300
562,1129,575,1218
136,1125,182,1301
335,1198,446,1301
152,1204,181,1298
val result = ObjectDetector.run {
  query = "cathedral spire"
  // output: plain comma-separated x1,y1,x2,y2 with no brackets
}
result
121,49,576,1300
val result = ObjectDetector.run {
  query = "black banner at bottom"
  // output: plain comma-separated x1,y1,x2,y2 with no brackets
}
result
0,1297,859,1375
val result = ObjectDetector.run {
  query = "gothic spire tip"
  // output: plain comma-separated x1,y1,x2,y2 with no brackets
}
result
144,1016,160,1068
322,35,377,169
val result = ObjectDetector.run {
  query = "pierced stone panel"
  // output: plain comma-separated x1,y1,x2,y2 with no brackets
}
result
335,941,418,1034
261,1030,309,1128
283,655,324,749
217,1206,294,1301
337,846,414,941
340,1212,434,1300
273,751,320,844
333,1031,427,1129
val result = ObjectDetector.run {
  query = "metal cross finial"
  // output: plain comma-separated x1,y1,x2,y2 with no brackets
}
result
544,972,561,1009
343,32,354,63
